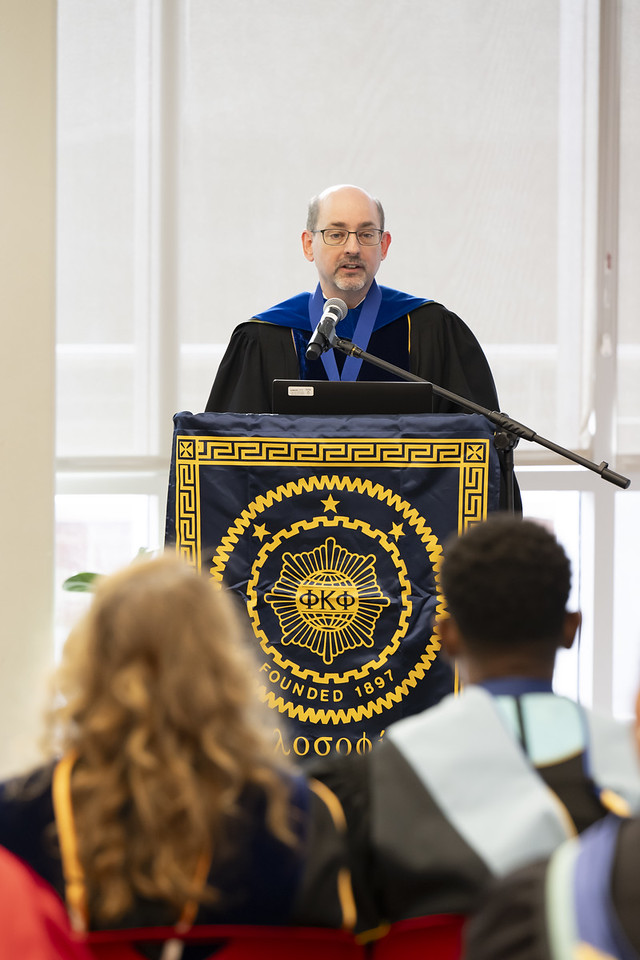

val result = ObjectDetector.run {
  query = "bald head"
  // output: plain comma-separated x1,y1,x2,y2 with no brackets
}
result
306,185,385,232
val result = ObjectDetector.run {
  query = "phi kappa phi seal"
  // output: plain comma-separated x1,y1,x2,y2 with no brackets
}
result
210,473,448,750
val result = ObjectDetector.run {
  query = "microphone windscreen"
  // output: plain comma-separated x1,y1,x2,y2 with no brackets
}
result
325,298,348,320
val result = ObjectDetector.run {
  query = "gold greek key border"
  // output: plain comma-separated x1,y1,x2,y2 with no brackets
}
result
174,434,491,567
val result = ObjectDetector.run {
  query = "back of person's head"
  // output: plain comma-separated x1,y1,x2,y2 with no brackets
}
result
440,515,572,653
53,551,254,752
46,552,294,924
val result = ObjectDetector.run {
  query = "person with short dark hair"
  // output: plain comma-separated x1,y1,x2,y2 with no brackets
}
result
312,515,640,933
440,513,572,651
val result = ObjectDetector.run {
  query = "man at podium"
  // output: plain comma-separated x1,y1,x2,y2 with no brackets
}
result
205,183,501,417
184,185,517,751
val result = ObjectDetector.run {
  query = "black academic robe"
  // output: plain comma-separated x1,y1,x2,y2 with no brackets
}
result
310,687,640,935
205,301,500,416
205,298,520,510
0,764,353,948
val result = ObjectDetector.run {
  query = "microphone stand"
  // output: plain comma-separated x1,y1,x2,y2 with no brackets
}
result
326,332,631,509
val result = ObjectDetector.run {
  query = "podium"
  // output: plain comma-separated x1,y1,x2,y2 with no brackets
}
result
165,411,500,759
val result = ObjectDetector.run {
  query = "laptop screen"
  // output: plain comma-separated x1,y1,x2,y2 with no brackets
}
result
271,380,433,415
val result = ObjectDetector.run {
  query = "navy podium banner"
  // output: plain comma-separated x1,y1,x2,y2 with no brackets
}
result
165,412,500,761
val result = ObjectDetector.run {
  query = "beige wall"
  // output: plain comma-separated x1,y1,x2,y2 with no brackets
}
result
0,1,56,777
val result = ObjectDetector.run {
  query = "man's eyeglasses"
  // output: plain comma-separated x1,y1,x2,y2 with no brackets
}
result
313,228,384,247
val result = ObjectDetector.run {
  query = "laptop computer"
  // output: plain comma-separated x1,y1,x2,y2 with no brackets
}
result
272,380,433,415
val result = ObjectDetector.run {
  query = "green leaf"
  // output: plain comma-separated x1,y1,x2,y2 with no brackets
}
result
62,572,101,593
62,549,154,593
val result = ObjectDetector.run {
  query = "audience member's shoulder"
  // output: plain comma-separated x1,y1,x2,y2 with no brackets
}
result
0,764,56,853
465,858,550,960
0,763,54,808
308,750,370,794
307,750,371,819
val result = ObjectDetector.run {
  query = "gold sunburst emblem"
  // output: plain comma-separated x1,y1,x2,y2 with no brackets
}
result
265,536,390,665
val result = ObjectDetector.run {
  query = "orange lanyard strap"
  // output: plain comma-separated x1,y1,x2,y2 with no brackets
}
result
309,777,357,932
52,751,88,932
52,752,211,933
177,849,212,931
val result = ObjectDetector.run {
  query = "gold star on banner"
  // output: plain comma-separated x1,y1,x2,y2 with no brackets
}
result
390,522,405,541
253,524,269,541
321,494,340,513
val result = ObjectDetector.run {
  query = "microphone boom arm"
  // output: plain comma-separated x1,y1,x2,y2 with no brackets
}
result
330,333,630,490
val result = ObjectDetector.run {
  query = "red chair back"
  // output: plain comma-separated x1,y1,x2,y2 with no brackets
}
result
0,847,93,960
370,914,466,960
80,924,365,960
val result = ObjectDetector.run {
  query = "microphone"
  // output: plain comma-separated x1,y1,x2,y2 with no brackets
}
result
305,298,348,361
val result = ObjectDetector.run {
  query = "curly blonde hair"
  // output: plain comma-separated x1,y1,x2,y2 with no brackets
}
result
45,553,295,924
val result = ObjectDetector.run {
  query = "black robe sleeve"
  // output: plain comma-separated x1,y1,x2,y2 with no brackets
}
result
205,321,301,414
407,302,500,414
408,303,521,511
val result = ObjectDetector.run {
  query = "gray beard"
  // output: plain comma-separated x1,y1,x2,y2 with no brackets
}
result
333,270,367,292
